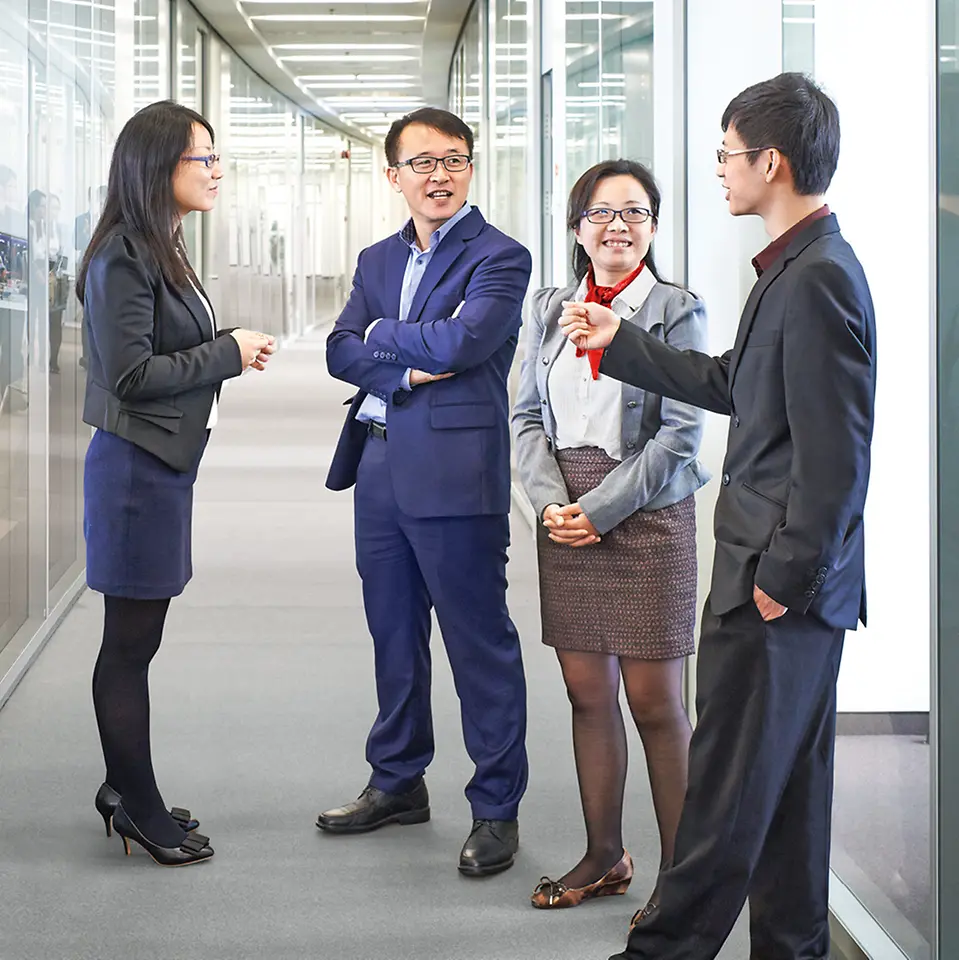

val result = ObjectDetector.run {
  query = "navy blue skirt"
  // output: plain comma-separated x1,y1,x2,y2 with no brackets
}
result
84,429,207,599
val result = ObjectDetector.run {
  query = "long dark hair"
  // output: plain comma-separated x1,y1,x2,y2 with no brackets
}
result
77,100,214,300
567,159,668,285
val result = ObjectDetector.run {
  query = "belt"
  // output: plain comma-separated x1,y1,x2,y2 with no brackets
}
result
367,420,387,441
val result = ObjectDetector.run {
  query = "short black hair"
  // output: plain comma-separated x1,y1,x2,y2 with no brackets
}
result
384,107,473,167
722,72,840,196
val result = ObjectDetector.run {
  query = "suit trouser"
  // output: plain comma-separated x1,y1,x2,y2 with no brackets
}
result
617,600,844,960
352,433,528,821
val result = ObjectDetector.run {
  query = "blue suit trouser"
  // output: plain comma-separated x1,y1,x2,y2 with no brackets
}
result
352,434,528,820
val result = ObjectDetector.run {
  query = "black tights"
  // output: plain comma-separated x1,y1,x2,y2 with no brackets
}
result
92,595,186,848
556,649,691,891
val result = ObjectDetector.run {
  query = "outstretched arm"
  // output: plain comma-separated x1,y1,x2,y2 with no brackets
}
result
561,295,732,414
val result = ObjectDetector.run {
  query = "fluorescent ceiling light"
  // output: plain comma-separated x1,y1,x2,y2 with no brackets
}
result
250,14,424,22
296,75,417,82
271,44,417,51
244,0,424,3
304,82,417,89
280,55,417,62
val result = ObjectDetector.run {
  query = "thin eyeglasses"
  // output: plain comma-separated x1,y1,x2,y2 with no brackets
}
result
393,155,472,174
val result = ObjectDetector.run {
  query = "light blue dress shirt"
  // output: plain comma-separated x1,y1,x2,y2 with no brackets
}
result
356,202,473,425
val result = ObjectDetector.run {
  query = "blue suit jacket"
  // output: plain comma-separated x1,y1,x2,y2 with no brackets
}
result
326,207,532,518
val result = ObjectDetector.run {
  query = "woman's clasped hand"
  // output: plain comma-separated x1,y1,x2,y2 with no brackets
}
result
231,328,277,370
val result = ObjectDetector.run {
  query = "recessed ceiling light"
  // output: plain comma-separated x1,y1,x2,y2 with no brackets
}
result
296,75,417,82
279,55,418,62
271,44,418,51
250,14,425,22
304,82,417,89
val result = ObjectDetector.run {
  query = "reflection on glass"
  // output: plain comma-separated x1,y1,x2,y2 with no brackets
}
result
0,0,32,648
785,9,932,958
565,1,653,280
940,1,959,958
782,0,815,73
493,0,528,245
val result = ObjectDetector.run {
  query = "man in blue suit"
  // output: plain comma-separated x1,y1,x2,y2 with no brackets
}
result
320,107,532,876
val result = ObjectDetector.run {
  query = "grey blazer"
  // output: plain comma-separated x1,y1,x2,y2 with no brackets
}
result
511,281,711,534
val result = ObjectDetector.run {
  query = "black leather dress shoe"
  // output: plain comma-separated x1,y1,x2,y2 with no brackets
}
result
458,819,519,876
315,782,430,834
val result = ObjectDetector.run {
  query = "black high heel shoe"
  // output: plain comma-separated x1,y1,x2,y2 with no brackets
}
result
111,802,214,867
94,783,200,837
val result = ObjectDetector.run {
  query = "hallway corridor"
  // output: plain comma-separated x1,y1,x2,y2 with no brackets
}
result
0,329,747,960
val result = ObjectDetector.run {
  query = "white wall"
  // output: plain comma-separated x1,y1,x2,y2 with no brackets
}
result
685,0,783,714
815,0,935,712
686,0,934,713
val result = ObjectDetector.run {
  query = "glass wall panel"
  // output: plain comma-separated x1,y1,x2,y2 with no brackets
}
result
939,2,959,955
134,0,167,112
565,0,654,199
176,0,203,275
782,0,815,73
791,10,933,959
0,0,31,650
491,0,529,246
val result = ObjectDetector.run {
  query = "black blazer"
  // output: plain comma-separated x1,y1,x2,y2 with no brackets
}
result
601,214,876,630
82,227,242,472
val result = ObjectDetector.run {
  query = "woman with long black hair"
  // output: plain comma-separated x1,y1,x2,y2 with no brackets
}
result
512,159,709,911
77,100,274,866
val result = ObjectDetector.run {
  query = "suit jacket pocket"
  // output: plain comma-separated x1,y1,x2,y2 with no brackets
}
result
118,398,184,433
741,482,787,510
430,401,496,430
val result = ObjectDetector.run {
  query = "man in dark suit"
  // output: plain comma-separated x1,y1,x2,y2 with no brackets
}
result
321,108,532,876
561,73,876,960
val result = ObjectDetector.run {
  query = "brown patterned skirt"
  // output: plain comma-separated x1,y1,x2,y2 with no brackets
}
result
537,446,697,659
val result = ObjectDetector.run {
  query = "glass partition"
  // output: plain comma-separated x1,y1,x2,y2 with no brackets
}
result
0,0,31,651
938,4,959,956
491,0,529,246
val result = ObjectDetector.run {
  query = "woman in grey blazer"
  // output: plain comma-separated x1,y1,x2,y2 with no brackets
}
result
512,160,709,911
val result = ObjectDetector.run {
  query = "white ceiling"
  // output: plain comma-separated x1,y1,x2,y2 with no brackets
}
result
190,0,472,143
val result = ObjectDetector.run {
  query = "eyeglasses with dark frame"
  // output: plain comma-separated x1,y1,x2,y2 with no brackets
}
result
716,146,775,165
182,154,221,169
393,155,472,175
581,206,654,225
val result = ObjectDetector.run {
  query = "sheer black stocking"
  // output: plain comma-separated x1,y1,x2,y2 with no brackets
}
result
555,649,628,889
620,655,691,897
92,595,186,848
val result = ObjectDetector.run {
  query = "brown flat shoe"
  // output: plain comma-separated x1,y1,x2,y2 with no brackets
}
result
531,851,633,909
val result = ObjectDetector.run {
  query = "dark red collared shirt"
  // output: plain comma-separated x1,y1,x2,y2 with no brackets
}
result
752,205,831,277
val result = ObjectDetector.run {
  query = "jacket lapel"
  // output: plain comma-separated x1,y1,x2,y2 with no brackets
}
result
404,235,467,324
384,236,408,321
727,214,841,391
174,283,212,342
403,207,485,325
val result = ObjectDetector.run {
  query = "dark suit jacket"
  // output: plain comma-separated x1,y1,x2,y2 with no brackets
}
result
326,207,532,517
601,214,876,630
82,227,242,472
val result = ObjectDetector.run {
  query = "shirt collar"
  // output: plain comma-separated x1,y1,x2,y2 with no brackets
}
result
752,204,831,277
399,202,473,253
573,263,659,316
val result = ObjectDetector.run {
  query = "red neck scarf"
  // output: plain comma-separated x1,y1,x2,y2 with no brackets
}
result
577,261,646,380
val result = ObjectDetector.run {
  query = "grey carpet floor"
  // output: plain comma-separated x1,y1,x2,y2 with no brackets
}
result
0,330,748,960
